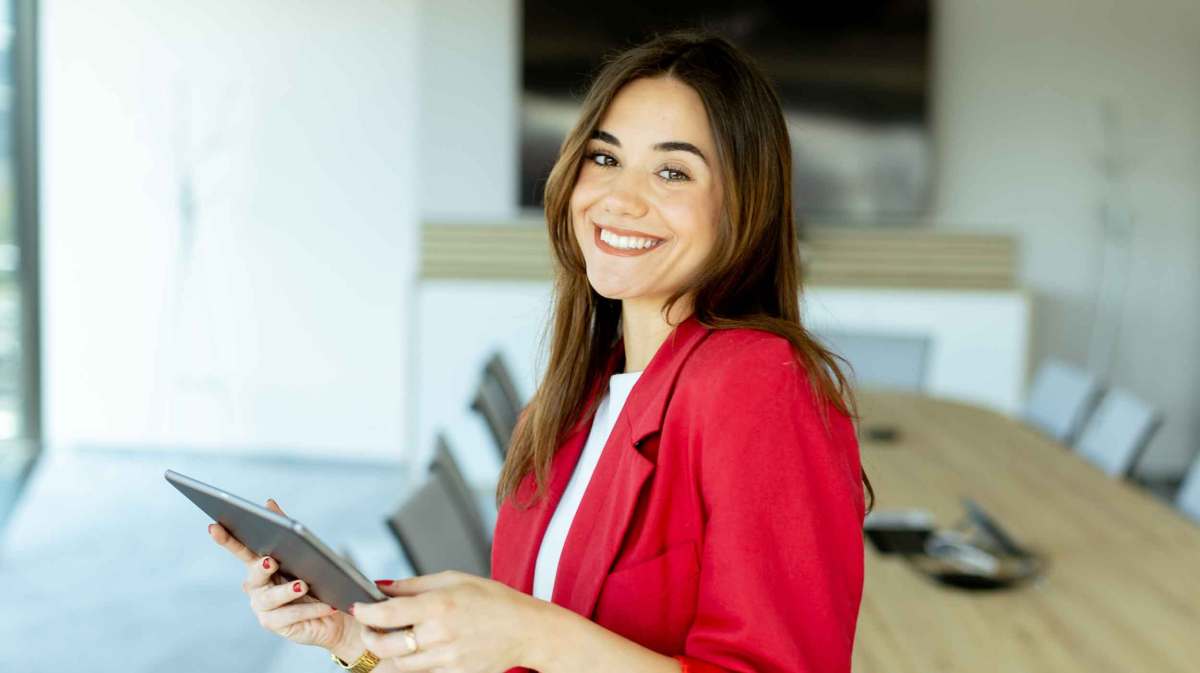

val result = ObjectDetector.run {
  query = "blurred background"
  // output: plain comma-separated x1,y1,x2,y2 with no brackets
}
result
1,0,1198,670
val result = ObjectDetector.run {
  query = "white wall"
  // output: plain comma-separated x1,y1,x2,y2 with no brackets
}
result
418,0,520,220
413,283,1032,489
41,0,420,459
42,0,1199,479
407,0,522,470
932,0,1200,476
412,0,1200,480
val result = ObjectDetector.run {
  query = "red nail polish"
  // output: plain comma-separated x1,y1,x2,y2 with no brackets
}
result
263,558,271,569
375,579,393,586
293,581,302,593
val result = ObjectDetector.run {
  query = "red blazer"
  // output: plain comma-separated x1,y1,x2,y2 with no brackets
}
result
492,314,866,673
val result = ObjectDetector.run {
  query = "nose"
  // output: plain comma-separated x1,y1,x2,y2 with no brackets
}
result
599,167,648,220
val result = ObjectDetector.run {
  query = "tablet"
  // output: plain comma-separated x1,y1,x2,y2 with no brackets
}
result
166,469,406,631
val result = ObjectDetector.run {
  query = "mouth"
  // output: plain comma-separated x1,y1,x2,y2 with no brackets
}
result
593,222,666,257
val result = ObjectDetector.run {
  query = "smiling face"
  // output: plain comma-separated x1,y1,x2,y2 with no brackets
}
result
570,76,724,314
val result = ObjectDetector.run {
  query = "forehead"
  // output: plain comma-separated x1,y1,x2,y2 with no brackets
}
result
596,76,714,149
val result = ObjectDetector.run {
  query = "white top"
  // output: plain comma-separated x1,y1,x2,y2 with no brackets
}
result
531,369,643,602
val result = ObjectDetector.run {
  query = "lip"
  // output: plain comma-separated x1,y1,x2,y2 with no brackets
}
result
593,222,665,257
595,221,663,239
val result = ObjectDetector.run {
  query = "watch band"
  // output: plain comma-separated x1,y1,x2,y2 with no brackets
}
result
330,648,381,673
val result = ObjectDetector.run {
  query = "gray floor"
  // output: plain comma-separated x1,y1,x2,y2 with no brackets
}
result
0,448,424,672
0,475,22,530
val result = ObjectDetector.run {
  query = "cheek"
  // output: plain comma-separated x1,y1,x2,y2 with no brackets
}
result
570,180,601,228
572,166,602,198
569,191,590,244
662,200,718,259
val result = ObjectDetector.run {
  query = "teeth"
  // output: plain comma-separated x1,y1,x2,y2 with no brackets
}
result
600,228,661,250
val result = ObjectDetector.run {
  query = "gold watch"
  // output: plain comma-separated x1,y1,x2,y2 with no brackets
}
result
330,648,381,673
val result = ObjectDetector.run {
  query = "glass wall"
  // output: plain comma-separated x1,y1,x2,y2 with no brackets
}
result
1,0,39,479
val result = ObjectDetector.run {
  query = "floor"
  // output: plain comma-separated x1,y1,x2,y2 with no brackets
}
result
0,456,33,534
0,447,433,672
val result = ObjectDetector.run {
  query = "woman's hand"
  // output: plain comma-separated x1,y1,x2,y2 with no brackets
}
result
207,498,361,654
350,570,548,673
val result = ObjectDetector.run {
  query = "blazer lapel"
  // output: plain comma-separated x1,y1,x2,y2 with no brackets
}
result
551,314,710,618
490,346,621,593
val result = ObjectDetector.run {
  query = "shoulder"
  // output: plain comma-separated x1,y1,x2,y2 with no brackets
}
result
673,326,863,514
683,326,811,395
675,325,853,439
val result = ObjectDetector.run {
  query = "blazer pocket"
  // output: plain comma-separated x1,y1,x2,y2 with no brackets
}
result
592,540,701,654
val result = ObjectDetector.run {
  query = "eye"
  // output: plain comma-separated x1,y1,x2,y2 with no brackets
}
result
582,149,691,182
658,165,691,182
584,150,617,168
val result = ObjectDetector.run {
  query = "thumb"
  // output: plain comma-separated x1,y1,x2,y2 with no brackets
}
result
374,573,462,597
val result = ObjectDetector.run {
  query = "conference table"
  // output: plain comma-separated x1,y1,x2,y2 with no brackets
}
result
851,390,1200,673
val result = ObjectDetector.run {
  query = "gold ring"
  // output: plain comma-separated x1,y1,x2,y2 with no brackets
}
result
402,626,419,655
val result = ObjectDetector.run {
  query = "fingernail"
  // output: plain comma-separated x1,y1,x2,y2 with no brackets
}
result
292,581,302,593
348,604,356,615
207,524,214,534
262,558,271,569
375,579,394,586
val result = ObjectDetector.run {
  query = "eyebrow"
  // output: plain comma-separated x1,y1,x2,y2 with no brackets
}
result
590,129,709,166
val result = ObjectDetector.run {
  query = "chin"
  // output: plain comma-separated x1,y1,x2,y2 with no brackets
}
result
587,275,638,301
590,284,633,301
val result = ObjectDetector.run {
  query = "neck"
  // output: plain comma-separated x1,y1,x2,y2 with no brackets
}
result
619,295,694,373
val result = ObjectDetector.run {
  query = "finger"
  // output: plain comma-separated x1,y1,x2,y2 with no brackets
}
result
242,554,280,593
385,649,446,673
373,571,470,597
257,502,292,586
361,625,439,663
209,523,259,564
259,600,339,631
250,578,310,612
351,595,424,629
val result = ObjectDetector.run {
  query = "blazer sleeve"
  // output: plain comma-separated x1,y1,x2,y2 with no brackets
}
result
673,337,866,673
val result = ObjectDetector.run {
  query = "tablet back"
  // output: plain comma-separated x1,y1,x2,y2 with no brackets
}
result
165,469,389,613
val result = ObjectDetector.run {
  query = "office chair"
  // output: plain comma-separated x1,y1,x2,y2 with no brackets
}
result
430,432,493,554
385,472,491,577
470,353,522,460
811,329,931,392
1073,387,1162,478
1021,358,1104,445
484,352,524,421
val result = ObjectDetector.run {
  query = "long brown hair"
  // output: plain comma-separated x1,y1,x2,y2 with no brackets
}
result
497,28,874,514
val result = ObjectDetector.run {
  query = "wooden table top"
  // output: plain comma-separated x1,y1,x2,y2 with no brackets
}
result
852,390,1200,673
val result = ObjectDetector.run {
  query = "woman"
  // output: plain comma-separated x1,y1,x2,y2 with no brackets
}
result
209,29,871,673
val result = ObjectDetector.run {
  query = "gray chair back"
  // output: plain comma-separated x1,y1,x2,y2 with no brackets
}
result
1021,358,1103,445
471,353,522,459
386,472,491,577
1074,388,1161,478
813,329,931,392
484,352,523,421
431,433,492,555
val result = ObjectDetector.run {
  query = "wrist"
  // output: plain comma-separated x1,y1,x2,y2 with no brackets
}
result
520,599,572,671
329,621,369,666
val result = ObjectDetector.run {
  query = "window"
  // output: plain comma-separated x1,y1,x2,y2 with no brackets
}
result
0,0,39,518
